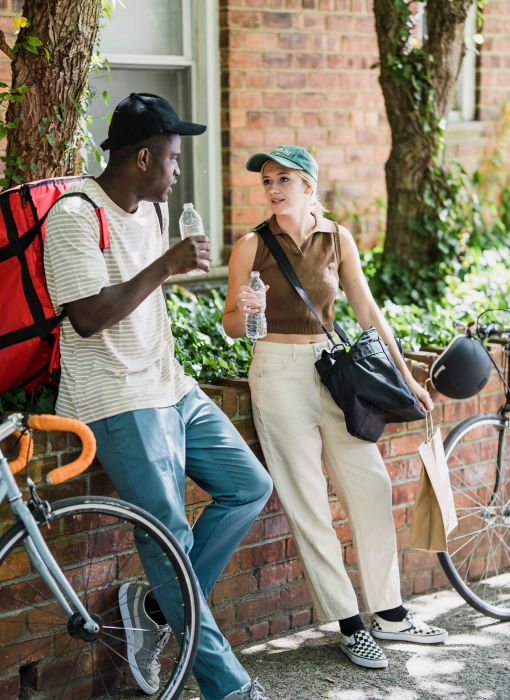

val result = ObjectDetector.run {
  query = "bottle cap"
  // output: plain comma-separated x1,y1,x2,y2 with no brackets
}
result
183,202,193,210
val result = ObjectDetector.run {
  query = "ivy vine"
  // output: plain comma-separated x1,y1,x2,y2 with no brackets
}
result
378,0,491,303
0,2,115,189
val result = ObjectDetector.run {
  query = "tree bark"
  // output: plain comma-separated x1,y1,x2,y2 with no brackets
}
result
373,0,472,264
3,0,102,186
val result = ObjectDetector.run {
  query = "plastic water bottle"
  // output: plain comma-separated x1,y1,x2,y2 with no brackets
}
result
245,271,267,340
179,202,205,276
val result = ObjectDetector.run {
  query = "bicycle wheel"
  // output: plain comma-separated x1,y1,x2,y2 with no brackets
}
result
0,496,200,699
438,413,510,619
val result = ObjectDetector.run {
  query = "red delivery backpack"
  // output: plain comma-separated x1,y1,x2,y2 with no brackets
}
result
0,176,110,394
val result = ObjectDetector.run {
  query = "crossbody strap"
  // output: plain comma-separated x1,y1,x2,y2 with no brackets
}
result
255,222,352,346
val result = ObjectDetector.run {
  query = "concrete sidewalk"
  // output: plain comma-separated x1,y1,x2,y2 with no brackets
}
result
180,589,510,700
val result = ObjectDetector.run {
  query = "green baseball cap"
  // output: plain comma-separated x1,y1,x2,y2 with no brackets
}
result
246,145,318,182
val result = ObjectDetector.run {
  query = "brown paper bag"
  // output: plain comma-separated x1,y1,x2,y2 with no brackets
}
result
410,414,458,552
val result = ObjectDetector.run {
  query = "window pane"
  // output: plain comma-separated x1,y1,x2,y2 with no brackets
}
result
86,67,193,239
99,0,184,56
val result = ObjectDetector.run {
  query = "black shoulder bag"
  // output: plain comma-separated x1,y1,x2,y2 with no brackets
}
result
256,223,425,442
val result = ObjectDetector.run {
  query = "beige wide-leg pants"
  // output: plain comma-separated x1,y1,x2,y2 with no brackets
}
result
249,340,402,621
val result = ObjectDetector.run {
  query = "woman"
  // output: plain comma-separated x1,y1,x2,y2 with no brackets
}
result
223,145,448,669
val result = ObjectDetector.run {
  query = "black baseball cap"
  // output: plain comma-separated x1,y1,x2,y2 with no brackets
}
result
100,92,207,151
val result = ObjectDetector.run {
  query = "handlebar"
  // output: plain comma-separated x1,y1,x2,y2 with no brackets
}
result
7,414,96,485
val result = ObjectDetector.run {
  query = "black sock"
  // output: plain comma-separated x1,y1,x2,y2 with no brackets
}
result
145,592,167,626
339,614,365,637
375,605,408,622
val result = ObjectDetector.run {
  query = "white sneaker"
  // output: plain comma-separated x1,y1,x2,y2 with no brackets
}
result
339,629,388,669
371,611,448,644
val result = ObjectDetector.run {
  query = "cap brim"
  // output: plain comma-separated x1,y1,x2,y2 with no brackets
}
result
169,120,207,136
246,153,301,173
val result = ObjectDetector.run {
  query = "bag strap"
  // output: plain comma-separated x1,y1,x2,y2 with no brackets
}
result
255,222,351,346
40,191,111,249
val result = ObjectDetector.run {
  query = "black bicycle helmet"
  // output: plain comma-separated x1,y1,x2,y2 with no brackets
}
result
429,334,492,399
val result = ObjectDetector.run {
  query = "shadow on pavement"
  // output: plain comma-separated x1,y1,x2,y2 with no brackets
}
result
180,589,510,700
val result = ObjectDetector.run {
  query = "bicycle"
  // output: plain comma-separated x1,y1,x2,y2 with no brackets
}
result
0,412,200,699
435,315,510,620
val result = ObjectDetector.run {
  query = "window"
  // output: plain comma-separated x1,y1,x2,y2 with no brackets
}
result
418,2,478,123
87,1,222,256
449,2,477,123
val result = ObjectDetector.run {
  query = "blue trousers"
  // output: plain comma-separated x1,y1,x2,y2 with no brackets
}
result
89,386,272,700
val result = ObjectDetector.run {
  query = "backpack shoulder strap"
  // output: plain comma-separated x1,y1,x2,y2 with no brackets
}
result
43,191,110,250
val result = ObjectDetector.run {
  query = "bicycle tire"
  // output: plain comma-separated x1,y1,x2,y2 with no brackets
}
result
437,413,510,620
0,496,200,699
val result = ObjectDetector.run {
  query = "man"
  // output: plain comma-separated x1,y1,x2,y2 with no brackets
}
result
44,92,273,700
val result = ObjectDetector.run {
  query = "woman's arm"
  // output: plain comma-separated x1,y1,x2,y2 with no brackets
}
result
338,226,433,412
223,233,260,338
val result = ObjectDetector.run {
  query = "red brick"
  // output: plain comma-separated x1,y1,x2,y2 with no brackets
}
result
212,572,258,603
262,11,292,28
390,433,424,457
240,519,264,546
0,549,30,582
249,621,270,640
270,615,290,635
392,482,417,506
0,611,24,643
236,593,281,622
403,549,436,574
260,560,301,589
281,583,312,609
0,674,20,700
226,629,248,647
264,514,290,538
213,605,234,631
239,540,286,569
291,608,311,628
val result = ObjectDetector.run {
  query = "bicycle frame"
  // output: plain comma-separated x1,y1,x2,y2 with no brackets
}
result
494,340,510,495
0,413,99,634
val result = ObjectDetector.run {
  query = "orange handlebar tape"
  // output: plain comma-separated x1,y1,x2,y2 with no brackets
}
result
26,415,96,485
8,431,34,475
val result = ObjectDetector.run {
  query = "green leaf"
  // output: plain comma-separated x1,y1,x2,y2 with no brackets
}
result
27,35,43,47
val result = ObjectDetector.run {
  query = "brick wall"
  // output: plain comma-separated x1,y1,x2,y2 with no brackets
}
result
220,0,510,251
0,347,505,689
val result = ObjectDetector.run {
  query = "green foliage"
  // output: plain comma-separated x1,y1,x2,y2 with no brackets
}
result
359,245,510,350
2,248,508,413
166,286,254,383
0,384,57,415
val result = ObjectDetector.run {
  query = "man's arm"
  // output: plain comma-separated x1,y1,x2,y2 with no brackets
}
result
65,235,211,337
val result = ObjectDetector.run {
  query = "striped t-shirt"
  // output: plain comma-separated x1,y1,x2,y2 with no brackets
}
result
44,179,195,423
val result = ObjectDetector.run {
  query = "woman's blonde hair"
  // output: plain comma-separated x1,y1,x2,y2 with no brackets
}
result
296,170,328,217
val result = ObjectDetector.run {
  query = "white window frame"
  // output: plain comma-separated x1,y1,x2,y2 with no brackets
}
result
100,0,223,263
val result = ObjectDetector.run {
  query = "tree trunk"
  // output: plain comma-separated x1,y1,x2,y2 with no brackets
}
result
4,0,102,186
373,0,472,264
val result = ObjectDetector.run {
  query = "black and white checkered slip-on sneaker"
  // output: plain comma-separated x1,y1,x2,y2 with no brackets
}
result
339,629,388,669
371,611,448,644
